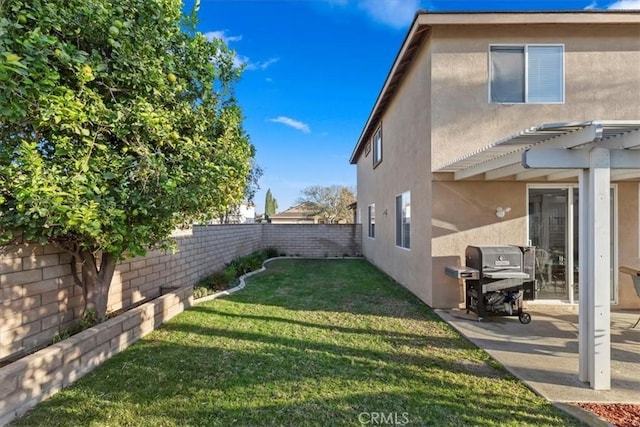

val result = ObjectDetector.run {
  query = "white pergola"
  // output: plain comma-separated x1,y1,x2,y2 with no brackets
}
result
437,120,640,390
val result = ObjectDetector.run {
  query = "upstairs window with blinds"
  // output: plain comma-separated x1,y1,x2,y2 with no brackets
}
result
490,45,564,104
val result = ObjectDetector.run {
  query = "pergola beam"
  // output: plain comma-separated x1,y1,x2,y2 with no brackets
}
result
522,149,640,169
552,122,603,148
612,169,640,180
523,149,590,168
484,163,525,180
596,129,640,150
547,170,580,181
516,168,560,181
611,150,640,168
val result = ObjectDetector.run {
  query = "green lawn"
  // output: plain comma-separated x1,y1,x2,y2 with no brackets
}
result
12,259,580,426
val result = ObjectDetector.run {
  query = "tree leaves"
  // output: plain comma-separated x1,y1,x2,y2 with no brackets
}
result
297,186,357,224
0,0,254,259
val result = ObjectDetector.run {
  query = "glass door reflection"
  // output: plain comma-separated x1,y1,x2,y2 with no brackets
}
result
529,188,569,300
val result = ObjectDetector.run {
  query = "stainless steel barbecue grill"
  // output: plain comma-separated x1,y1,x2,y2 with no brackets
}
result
446,245,536,324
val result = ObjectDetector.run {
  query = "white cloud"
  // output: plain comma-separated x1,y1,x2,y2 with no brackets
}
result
607,0,640,8
322,0,420,28
247,57,280,71
584,1,598,9
233,55,279,71
358,0,420,28
269,116,311,133
204,31,278,72
204,30,243,44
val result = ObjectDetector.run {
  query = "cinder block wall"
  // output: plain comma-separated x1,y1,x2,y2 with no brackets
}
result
0,225,262,362
0,224,361,362
263,224,362,258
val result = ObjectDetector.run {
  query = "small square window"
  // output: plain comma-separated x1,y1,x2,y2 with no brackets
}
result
373,127,382,167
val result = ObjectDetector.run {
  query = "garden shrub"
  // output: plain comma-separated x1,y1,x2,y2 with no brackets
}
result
206,270,233,290
193,286,210,299
227,250,267,276
193,249,277,299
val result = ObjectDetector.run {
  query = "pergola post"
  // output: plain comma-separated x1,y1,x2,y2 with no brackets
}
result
525,145,614,390
578,169,590,383
586,148,611,390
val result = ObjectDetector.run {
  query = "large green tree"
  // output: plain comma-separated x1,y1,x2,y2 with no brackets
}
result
0,0,254,320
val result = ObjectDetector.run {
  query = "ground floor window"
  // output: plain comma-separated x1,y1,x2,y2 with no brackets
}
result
528,185,616,303
395,191,410,249
368,204,375,239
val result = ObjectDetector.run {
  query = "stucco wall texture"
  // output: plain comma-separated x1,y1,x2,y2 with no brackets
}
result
355,16,640,310
0,224,362,362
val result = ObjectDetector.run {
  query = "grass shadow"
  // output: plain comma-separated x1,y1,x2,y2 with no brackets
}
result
11,259,580,427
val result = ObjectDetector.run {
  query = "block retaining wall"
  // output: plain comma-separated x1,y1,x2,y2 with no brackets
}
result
0,285,193,426
0,224,361,425
1,224,264,362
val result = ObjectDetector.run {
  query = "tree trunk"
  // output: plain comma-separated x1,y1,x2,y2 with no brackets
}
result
76,249,118,321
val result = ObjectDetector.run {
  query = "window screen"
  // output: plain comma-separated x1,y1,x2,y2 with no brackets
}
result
527,46,564,103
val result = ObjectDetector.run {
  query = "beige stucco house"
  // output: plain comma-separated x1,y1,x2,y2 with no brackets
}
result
270,203,355,224
269,203,323,224
351,10,640,389
350,11,640,314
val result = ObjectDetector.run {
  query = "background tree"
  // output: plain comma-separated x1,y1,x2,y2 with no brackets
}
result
297,185,356,224
264,188,278,218
0,0,254,320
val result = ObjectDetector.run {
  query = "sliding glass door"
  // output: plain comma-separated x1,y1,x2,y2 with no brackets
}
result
529,188,571,300
528,185,616,303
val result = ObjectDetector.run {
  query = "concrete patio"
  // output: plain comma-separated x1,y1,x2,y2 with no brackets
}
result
436,308,640,404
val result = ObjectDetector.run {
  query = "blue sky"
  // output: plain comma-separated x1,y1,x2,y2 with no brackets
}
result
185,0,639,214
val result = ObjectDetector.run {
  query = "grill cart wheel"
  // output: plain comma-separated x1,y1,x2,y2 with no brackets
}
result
519,312,531,324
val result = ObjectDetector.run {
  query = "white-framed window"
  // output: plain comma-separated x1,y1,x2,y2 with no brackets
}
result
368,204,375,239
395,191,410,249
489,44,564,104
373,126,382,167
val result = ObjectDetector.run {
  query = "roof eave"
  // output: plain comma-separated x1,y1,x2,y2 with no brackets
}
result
349,11,429,164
